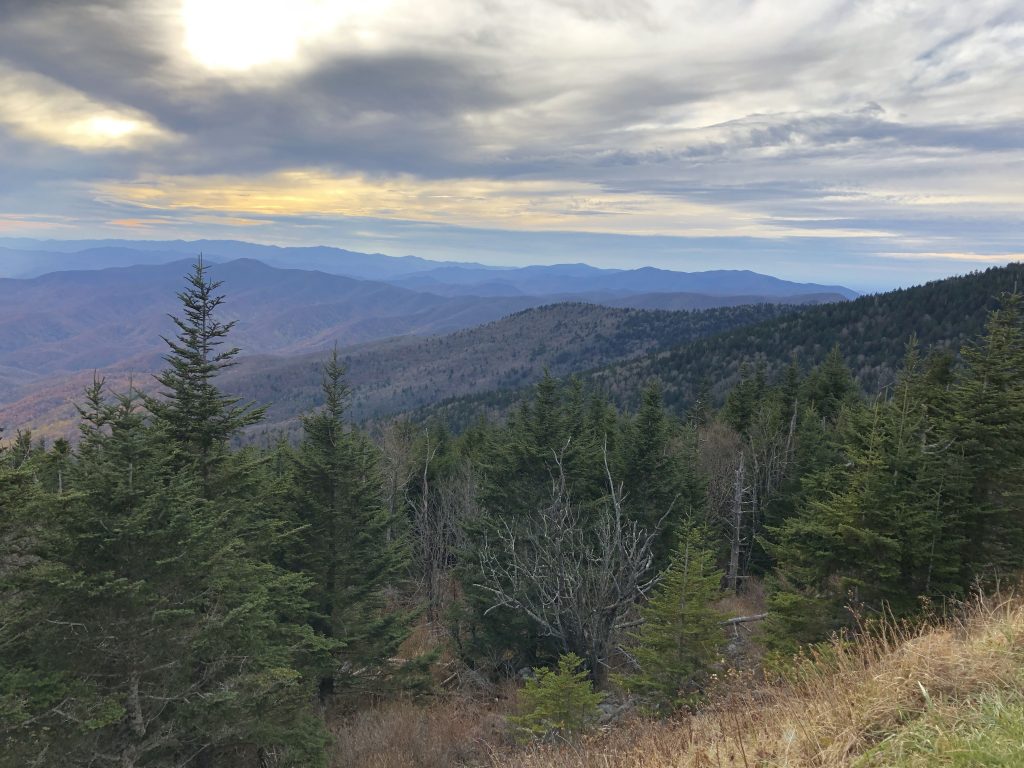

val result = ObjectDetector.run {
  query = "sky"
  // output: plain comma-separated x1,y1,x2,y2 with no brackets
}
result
0,1,1021,291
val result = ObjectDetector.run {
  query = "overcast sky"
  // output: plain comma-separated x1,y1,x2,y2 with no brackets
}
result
0,0,1021,289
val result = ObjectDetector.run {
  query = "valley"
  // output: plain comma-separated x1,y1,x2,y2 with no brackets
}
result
0,240,848,441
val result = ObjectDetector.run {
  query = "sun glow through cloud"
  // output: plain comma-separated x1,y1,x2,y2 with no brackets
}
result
179,0,391,71
93,170,901,240
0,65,172,150
0,0,1020,285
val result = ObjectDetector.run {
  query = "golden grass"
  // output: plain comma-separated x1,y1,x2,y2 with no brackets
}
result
329,695,513,768
489,592,1024,768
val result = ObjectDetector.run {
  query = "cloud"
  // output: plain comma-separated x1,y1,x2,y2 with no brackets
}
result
92,169,904,239
0,64,175,150
0,0,1020,287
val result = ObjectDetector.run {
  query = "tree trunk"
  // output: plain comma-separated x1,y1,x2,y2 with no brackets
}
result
728,451,746,593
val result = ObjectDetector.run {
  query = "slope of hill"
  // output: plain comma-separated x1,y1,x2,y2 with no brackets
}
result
226,302,798,441
0,302,797,442
0,258,549,385
598,263,1024,412
480,593,1024,768
413,264,1024,428
597,290,848,311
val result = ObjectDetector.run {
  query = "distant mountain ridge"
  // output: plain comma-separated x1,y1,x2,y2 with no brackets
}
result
0,238,857,300
392,264,857,299
0,245,857,440
0,258,541,384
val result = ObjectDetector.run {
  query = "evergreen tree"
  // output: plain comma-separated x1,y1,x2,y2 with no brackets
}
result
1,381,327,767
289,350,418,699
765,343,968,648
949,293,1024,574
145,257,263,489
620,526,724,712
511,653,606,739
800,345,859,424
619,382,702,570
722,362,761,434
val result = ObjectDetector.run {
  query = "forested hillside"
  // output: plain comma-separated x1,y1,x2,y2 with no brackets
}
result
418,264,1024,429
226,302,796,442
0,302,794,442
600,264,1024,411
0,255,844,441
3,260,1023,768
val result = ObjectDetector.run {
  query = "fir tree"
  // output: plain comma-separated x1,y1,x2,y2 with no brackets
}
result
765,342,968,648
145,257,263,489
619,382,701,570
511,653,606,739
620,526,724,712
289,350,417,699
0,381,327,767
800,345,858,424
949,292,1024,574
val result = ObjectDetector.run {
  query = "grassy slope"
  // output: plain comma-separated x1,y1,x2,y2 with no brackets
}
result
492,593,1024,768
330,593,1024,767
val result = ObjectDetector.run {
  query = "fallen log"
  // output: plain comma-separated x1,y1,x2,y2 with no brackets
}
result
721,612,768,626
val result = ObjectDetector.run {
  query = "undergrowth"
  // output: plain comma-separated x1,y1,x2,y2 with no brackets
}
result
331,591,1024,767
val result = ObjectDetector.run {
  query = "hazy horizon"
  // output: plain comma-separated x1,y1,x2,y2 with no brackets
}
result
3,234,1018,294
1,1,1021,291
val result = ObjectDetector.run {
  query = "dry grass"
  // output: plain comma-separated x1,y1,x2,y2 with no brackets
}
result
488,591,1024,768
328,592,1024,767
329,695,511,768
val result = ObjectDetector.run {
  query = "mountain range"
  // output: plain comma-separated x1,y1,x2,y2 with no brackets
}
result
414,263,1024,431
0,237,855,297
0,238,862,440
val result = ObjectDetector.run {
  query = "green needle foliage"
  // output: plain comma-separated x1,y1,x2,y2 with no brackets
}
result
145,257,264,491
1,382,328,767
287,348,424,701
511,653,606,740
620,526,725,713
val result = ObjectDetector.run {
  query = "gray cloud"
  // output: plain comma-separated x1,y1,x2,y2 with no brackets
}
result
0,0,1021,287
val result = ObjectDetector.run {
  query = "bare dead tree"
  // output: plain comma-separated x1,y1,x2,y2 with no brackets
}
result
727,450,751,592
741,399,798,577
378,421,419,528
702,402,798,592
475,441,658,683
409,441,477,621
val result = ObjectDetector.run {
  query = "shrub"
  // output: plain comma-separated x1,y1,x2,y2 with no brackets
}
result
619,528,725,713
511,653,605,739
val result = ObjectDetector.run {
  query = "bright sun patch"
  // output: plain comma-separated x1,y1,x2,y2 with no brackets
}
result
0,65,171,150
179,0,390,72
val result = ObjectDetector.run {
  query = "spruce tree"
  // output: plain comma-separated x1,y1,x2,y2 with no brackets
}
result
620,526,724,712
764,343,968,648
511,653,606,739
800,345,859,424
0,381,327,767
145,257,263,489
619,382,701,570
289,350,417,699
949,293,1024,574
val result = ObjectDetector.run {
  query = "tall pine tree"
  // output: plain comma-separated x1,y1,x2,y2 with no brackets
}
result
288,349,418,700
145,257,263,491
1,381,327,767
